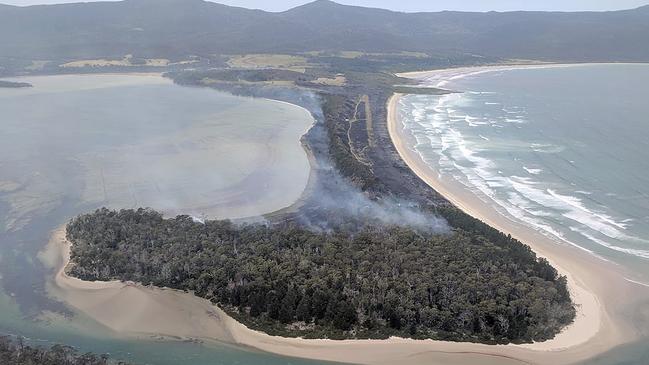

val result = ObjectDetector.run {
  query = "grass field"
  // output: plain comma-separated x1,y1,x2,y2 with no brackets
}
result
227,54,310,72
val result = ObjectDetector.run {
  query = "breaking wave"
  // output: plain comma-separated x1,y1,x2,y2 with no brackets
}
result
398,73,649,261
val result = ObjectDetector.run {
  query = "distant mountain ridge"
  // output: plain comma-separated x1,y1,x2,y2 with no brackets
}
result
1,0,648,62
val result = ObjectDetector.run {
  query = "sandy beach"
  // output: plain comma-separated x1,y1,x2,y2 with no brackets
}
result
38,66,646,365
44,218,633,365
385,66,649,362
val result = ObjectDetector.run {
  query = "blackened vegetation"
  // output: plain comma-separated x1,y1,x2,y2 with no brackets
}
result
167,67,450,232
316,71,451,210
171,68,310,85
392,86,457,95
67,208,574,343
308,64,576,342
64,59,575,344
0,336,128,365
321,95,378,190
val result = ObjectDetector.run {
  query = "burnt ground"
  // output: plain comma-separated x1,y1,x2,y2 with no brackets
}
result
166,67,456,229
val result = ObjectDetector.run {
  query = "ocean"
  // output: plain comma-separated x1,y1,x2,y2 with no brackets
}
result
397,63,649,364
398,64,649,276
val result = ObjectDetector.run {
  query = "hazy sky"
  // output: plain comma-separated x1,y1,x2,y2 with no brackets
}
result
2,0,648,12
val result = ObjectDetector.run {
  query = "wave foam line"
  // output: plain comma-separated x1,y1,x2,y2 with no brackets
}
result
624,278,649,288
569,226,649,260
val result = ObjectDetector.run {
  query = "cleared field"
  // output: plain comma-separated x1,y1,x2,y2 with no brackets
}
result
60,56,201,68
200,78,296,87
60,55,171,68
227,54,309,72
306,51,430,59
312,75,346,86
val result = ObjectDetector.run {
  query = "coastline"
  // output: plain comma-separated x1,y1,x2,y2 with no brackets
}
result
386,65,646,362
387,93,600,347
37,66,642,365
46,220,629,365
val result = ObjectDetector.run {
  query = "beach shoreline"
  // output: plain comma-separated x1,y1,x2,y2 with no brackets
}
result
396,63,649,96
385,64,649,362
45,217,630,365
38,66,643,365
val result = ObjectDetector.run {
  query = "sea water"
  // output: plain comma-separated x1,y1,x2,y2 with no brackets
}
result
0,74,325,365
398,63,649,364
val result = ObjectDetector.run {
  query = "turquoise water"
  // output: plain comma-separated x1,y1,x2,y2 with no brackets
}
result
398,63,649,364
0,74,325,365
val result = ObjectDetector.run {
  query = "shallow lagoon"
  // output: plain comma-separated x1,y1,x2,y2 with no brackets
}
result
0,74,325,365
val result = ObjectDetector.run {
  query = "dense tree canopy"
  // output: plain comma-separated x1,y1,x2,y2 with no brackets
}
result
67,208,574,343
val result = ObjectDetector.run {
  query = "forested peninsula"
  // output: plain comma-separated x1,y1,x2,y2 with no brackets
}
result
66,208,574,344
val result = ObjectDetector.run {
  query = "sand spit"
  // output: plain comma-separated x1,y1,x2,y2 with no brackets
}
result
44,229,235,343
46,222,631,365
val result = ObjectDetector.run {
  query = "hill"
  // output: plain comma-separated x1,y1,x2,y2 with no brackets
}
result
0,0,648,62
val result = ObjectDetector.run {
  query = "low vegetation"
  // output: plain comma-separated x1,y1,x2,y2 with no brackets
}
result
392,85,456,95
66,208,575,344
170,68,308,85
321,94,379,190
0,336,128,365
226,54,309,72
